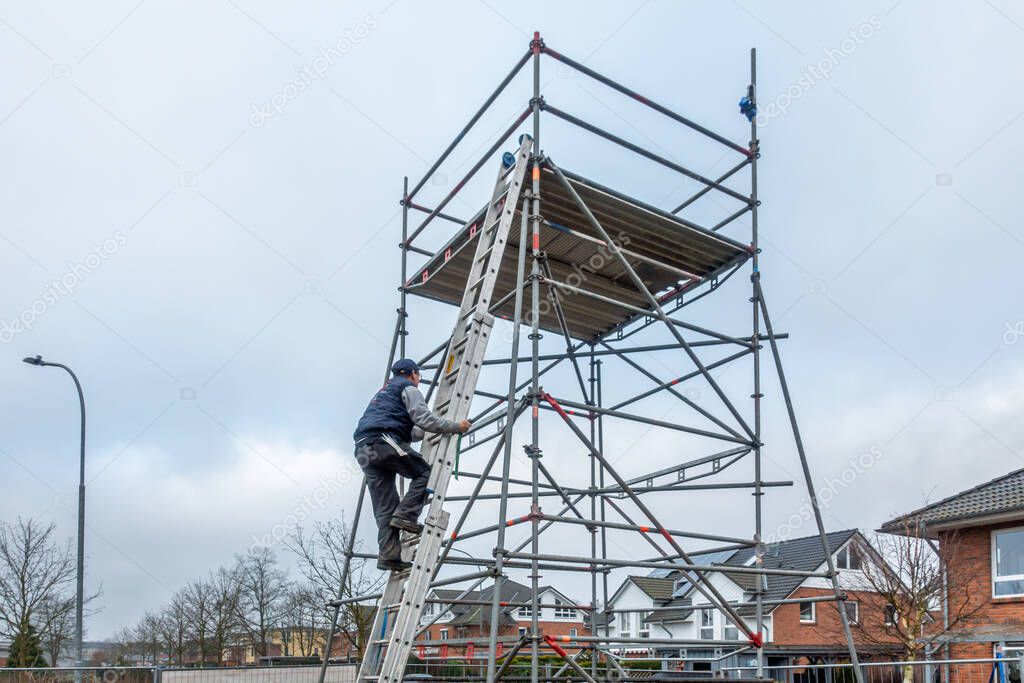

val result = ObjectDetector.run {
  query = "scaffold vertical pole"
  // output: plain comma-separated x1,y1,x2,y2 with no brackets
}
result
484,195,531,682
749,47,766,679
528,29,544,683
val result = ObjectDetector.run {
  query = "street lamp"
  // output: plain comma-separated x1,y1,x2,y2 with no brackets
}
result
22,355,86,674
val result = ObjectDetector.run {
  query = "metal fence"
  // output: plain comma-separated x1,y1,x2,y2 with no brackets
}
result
0,667,357,683
723,657,1024,683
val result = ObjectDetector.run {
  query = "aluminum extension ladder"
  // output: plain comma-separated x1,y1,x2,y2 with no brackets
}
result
357,134,534,683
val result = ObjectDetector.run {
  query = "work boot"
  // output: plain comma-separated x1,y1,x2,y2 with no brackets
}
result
390,516,424,534
377,558,412,572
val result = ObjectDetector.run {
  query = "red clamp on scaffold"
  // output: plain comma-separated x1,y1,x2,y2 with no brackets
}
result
749,632,764,648
543,634,568,658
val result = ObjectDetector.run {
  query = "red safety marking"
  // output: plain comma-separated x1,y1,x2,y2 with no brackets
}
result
470,223,477,237
422,270,429,283
497,643,504,657
532,31,541,54
444,248,451,261
532,166,540,181
500,602,509,607
532,233,540,251
660,528,673,543
467,643,475,658
532,405,539,418
506,520,515,526
670,378,681,385
639,525,650,533
542,393,570,421
558,636,569,642
450,532,457,541
543,634,568,658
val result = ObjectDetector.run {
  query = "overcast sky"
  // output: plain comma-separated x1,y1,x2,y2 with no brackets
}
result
2,1,1023,640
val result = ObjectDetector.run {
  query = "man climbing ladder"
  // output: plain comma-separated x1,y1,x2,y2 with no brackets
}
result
353,358,470,571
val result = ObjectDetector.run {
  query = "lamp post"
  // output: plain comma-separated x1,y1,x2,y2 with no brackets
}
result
23,355,85,675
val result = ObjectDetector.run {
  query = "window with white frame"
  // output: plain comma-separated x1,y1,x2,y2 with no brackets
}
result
569,628,578,639
836,544,862,570
993,528,1024,597
842,601,859,625
518,627,527,636
699,608,714,640
619,611,632,636
439,628,449,641
799,601,816,624
518,605,532,618
553,598,576,619
723,620,739,641
639,612,650,638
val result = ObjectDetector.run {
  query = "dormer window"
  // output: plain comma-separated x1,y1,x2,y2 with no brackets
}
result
836,544,862,570
553,597,576,619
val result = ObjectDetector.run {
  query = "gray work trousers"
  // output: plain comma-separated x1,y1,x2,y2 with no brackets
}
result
355,440,431,561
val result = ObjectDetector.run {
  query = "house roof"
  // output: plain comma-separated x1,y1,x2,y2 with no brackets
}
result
880,467,1024,535
430,580,577,628
629,576,675,601
729,530,857,605
642,530,859,622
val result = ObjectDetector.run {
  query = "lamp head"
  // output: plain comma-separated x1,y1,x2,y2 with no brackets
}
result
22,355,44,366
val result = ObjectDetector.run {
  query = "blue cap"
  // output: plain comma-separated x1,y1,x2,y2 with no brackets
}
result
391,358,419,376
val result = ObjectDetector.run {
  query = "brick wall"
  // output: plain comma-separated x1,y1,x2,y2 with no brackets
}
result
417,620,590,655
940,522,1024,683
772,587,901,649
942,523,1024,636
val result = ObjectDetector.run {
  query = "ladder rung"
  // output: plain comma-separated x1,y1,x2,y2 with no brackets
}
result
476,244,495,262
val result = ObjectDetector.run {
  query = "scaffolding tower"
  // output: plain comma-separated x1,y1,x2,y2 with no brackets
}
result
320,32,865,683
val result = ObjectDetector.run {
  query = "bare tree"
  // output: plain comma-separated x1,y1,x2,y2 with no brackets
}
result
183,577,216,664
235,547,290,659
845,527,985,683
281,584,331,658
158,591,191,666
37,593,76,667
0,518,100,664
134,612,163,665
207,566,242,665
284,519,383,659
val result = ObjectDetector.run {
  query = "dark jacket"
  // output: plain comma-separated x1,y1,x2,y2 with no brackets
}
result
353,376,416,443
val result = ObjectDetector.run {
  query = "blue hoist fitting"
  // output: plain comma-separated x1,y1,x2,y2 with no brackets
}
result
739,96,757,122
502,151,516,169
